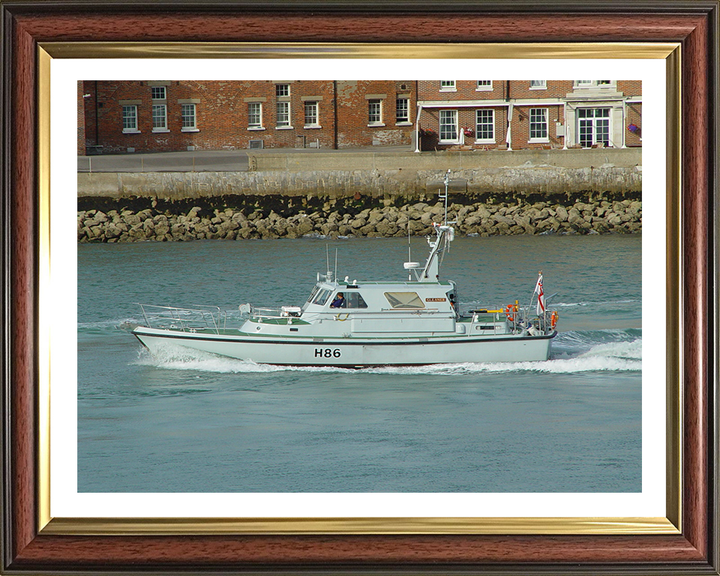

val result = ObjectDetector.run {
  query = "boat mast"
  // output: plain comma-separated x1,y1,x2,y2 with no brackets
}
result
417,170,455,283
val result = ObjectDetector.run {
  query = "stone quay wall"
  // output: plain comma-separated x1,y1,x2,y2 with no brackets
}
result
77,148,641,242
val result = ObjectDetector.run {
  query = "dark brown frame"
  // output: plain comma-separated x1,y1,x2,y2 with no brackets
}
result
2,1,718,573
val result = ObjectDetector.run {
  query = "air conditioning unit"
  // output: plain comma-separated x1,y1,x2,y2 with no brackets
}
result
249,140,264,149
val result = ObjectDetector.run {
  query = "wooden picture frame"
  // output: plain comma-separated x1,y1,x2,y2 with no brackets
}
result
2,1,718,573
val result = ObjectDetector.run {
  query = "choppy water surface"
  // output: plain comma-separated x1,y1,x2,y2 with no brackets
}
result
78,235,641,492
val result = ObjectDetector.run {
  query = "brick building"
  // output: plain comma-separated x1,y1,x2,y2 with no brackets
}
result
78,80,417,154
417,80,642,151
78,80,641,155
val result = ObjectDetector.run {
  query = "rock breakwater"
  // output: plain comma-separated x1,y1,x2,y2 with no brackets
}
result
78,198,641,243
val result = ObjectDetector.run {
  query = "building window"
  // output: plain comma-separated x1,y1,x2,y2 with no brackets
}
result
181,104,196,131
575,80,614,88
275,83,290,97
304,101,319,127
122,105,138,133
396,96,410,123
368,99,382,125
476,81,492,91
439,110,458,142
248,102,263,129
276,101,291,128
440,81,456,91
578,108,610,148
530,80,547,89
152,104,167,131
529,108,548,141
151,86,166,100
475,109,495,142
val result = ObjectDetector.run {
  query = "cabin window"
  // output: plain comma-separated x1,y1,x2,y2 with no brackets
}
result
345,292,368,309
311,288,332,306
384,292,425,309
306,285,320,303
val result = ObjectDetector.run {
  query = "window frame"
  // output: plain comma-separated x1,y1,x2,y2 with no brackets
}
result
312,288,332,307
151,103,168,132
304,101,320,128
384,292,426,310
368,99,383,126
528,107,549,143
344,292,368,309
396,96,410,124
276,100,292,129
121,105,139,133
275,83,290,97
248,102,264,130
529,80,547,90
475,108,495,143
180,103,197,132
574,80,616,89
577,107,611,148
439,80,457,92
476,81,493,91
439,109,459,143
150,85,166,100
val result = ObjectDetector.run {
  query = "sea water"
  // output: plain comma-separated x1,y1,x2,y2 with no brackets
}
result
78,234,641,493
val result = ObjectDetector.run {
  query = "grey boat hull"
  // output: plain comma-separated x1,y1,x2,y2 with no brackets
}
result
132,326,556,367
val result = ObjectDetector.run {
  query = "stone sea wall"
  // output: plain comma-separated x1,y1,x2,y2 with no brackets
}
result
78,196,641,243
78,149,642,201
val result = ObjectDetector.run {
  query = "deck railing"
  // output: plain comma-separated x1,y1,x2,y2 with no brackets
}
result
463,305,555,335
139,304,227,334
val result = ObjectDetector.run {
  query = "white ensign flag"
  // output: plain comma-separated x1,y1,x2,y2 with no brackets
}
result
534,273,545,315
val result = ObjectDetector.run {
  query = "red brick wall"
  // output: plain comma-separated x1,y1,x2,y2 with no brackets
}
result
79,79,642,154
77,81,86,154
418,80,507,101
335,80,415,148
416,80,641,150
508,80,573,100
625,103,643,147
88,80,340,153
86,80,420,153
617,80,642,97
619,81,642,147
81,80,100,152
230,80,337,150
512,105,564,149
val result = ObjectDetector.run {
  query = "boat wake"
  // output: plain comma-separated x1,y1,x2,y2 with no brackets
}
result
133,331,642,375
552,299,639,309
78,318,140,332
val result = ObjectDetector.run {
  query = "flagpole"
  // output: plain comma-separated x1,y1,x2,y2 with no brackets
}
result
529,270,542,308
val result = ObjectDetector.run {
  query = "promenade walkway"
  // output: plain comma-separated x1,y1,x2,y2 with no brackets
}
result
77,145,413,173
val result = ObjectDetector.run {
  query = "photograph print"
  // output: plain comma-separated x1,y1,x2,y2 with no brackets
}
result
77,79,642,494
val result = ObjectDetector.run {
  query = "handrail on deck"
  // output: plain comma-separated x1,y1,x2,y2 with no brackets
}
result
465,304,555,336
139,303,227,334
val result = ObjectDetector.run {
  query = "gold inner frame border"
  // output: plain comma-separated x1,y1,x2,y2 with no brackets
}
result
38,41,681,536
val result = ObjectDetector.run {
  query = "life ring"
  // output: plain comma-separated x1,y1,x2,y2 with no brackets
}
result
505,305,516,322
550,311,558,329
335,313,349,321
